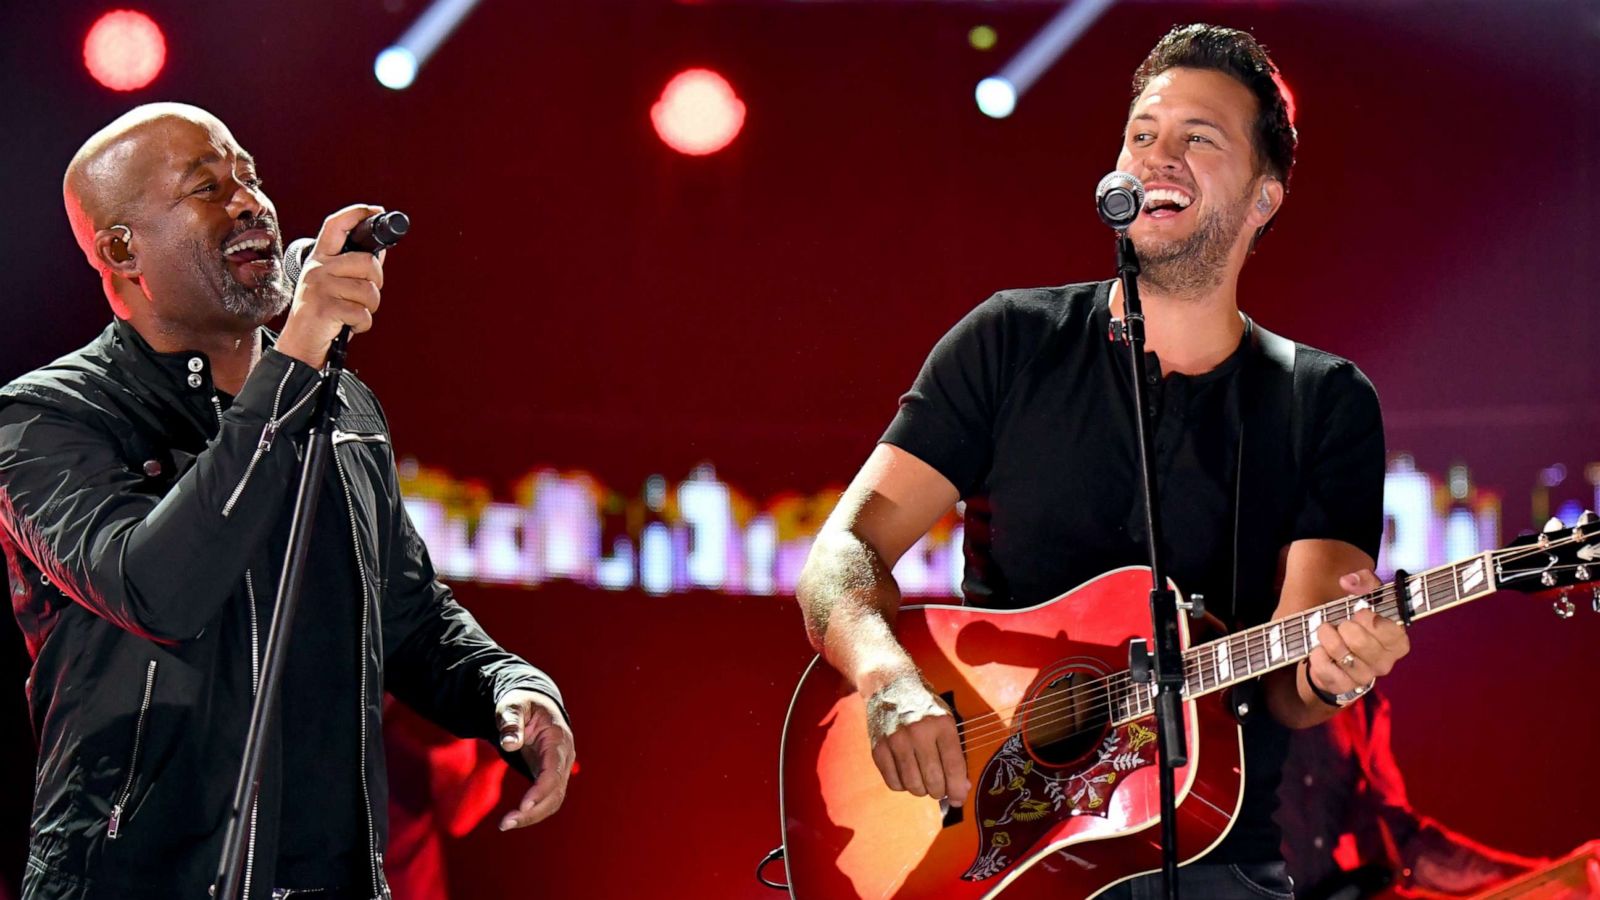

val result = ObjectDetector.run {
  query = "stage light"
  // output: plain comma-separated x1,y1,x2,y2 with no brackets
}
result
374,0,481,89
969,26,998,51
977,0,1116,117
975,77,1016,119
83,10,166,92
651,68,746,157
375,46,417,90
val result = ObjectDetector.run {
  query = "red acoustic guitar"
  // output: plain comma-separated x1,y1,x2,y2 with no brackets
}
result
779,516,1600,899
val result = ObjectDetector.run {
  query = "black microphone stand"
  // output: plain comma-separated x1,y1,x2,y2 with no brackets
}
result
1110,232,1189,900
213,212,407,900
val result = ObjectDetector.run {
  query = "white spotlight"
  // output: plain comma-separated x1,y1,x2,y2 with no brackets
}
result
976,0,1118,118
372,0,481,89
976,77,1017,119
374,46,417,90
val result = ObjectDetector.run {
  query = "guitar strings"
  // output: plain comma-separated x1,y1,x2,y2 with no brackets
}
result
950,594,1417,753
951,554,1590,754
936,543,1590,755
945,540,1582,742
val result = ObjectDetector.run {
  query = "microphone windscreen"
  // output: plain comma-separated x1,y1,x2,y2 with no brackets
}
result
283,237,316,288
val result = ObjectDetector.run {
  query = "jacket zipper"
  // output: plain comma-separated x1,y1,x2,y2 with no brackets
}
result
221,369,321,518
332,449,385,898
244,570,263,893
108,660,158,839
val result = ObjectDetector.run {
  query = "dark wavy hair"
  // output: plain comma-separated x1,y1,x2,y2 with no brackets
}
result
1132,24,1297,237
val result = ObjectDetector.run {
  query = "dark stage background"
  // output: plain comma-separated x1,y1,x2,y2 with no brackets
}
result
1,1,1598,897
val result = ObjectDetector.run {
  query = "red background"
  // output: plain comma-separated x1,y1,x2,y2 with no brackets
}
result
1,2,1597,897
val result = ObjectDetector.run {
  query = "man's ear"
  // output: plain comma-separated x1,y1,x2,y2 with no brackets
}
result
1249,178,1285,230
95,225,141,279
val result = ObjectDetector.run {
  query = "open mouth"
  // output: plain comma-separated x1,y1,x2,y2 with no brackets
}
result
221,229,281,271
1142,187,1194,220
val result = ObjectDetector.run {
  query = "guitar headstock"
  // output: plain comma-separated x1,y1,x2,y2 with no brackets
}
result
1495,510,1600,617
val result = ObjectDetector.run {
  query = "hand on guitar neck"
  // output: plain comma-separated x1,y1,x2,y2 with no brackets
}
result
1275,557,1410,728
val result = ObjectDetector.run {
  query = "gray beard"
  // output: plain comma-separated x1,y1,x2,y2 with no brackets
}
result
187,237,292,322
1134,188,1250,296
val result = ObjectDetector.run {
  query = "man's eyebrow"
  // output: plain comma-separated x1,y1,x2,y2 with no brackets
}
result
179,152,223,183
1128,113,1229,132
235,151,256,170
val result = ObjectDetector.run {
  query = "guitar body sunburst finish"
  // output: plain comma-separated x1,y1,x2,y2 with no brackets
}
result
780,568,1245,899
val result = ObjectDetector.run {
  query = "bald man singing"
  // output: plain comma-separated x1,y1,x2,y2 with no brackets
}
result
0,104,574,900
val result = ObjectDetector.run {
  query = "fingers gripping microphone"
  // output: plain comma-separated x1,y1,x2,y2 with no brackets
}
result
283,210,410,287
1095,172,1145,232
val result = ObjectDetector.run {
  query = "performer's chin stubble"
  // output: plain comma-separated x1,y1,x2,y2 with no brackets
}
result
1135,188,1250,297
183,238,293,323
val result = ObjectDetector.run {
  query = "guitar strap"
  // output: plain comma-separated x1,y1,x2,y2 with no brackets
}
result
1230,319,1301,632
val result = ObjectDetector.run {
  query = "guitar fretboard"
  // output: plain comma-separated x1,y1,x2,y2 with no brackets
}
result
1106,551,1499,724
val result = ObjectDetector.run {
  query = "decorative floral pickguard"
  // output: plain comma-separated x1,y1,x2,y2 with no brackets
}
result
961,720,1159,881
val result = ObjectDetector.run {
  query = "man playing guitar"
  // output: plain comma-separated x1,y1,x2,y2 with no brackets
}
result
796,23,1410,899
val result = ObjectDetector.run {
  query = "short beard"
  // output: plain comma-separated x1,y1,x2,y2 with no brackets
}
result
1134,185,1251,297
186,235,292,323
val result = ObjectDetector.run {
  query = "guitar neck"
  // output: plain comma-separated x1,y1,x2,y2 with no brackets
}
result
1109,552,1501,724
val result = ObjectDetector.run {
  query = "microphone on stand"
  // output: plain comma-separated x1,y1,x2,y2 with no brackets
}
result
1095,172,1145,232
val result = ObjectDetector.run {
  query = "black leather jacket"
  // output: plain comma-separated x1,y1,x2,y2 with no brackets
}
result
0,320,564,900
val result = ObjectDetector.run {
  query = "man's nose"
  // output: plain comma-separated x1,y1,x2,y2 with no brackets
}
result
225,181,265,220
1139,135,1186,175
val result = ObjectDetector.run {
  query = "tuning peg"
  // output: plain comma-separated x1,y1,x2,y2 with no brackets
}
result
1545,517,1567,533
1592,587,1600,614
1578,564,1593,582
1554,592,1576,619
1541,570,1558,587
1578,510,1598,526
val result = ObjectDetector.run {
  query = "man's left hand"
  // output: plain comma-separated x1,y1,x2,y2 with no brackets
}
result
494,689,575,830
1308,569,1411,702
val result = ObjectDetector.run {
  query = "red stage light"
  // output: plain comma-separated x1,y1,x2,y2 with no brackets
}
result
650,68,746,157
84,10,166,92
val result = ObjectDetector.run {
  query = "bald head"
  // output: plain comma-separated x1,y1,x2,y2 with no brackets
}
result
63,103,237,272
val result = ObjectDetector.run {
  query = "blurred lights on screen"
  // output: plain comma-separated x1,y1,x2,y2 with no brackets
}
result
84,10,166,92
399,453,1592,598
968,26,998,51
975,77,1017,119
651,68,747,156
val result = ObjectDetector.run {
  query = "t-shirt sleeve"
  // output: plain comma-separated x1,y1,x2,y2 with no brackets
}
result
880,294,1012,498
1288,359,1386,560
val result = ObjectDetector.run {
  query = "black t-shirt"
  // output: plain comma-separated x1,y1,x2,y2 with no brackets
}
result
881,280,1384,861
272,474,367,889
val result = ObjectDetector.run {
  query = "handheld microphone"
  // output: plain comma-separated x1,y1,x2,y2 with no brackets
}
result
1095,172,1144,232
284,210,410,287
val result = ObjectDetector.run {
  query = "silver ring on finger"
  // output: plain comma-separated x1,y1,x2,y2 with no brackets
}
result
1339,653,1357,668
1334,677,1376,706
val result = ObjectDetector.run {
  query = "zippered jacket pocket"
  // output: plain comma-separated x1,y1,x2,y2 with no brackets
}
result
108,659,158,839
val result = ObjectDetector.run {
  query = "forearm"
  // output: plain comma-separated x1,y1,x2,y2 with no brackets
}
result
798,530,918,695
120,351,324,634
1265,661,1341,729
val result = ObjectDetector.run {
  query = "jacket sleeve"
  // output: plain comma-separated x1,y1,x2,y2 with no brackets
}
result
0,350,323,642
379,454,568,776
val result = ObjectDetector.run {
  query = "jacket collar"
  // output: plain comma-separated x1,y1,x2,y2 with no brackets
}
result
106,318,277,441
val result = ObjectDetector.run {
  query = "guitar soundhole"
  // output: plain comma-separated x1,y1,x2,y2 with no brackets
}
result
1019,660,1111,768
